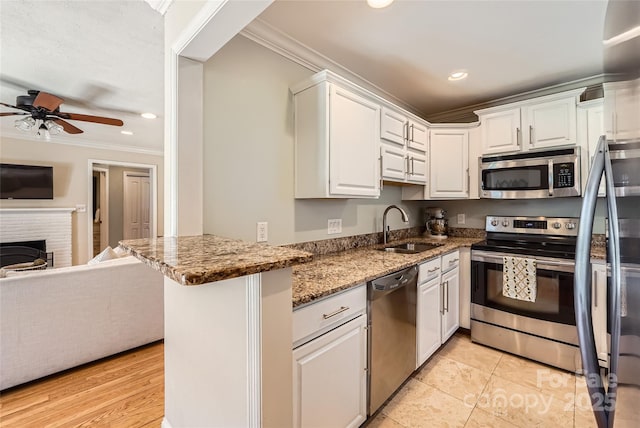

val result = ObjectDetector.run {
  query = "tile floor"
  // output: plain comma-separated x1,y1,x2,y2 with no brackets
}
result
367,333,600,428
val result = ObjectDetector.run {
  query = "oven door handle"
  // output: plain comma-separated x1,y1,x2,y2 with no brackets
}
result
471,250,575,273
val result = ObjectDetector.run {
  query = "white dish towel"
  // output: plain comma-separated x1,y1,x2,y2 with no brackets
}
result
503,256,537,302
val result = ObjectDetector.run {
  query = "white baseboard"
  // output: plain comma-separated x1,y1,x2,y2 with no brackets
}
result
161,417,173,428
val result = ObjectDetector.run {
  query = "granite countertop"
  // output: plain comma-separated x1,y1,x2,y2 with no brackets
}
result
292,236,481,308
119,235,313,286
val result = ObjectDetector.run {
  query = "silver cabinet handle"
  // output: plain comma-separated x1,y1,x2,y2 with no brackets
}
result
323,306,349,319
516,127,521,146
410,123,414,142
440,283,445,315
444,280,449,312
404,121,409,143
592,269,598,308
406,155,410,177
449,258,459,264
379,153,384,191
411,157,415,175
529,125,534,145
427,267,439,273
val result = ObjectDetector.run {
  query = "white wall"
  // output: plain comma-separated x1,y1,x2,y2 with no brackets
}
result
202,36,422,245
423,197,640,234
0,137,163,264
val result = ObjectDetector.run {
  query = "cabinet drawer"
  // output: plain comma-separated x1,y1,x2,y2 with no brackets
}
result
293,284,366,346
441,250,460,273
419,258,441,284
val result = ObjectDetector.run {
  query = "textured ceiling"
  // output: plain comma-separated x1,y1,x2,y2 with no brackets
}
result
0,0,164,153
258,0,608,118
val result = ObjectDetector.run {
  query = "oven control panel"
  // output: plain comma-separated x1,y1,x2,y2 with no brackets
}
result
486,216,579,236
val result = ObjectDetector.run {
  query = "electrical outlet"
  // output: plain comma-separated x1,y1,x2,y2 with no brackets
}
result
328,219,342,235
457,214,466,225
256,222,268,242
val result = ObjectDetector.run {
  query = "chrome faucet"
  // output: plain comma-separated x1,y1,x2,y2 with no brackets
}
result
382,205,409,245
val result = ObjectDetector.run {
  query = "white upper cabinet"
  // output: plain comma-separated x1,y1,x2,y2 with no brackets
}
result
578,99,605,196
475,88,585,155
292,71,381,198
429,128,470,198
380,105,428,185
603,78,640,142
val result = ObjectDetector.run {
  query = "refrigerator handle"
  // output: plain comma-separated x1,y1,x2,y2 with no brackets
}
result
575,136,608,428
603,139,621,428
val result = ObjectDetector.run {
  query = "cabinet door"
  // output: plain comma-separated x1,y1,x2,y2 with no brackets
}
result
441,267,460,343
592,263,608,367
523,97,577,149
581,102,606,197
480,108,521,154
293,314,367,428
611,80,640,141
417,278,442,368
430,129,469,198
408,120,428,152
381,143,406,181
407,151,427,184
381,106,407,146
329,85,381,197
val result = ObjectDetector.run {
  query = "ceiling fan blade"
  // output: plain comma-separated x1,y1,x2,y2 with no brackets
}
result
59,112,123,126
0,102,22,110
33,91,64,111
0,112,27,116
52,118,83,134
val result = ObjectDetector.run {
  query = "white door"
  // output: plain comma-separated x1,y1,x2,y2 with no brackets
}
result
592,262,608,366
98,170,109,250
329,85,380,197
407,151,427,184
523,97,577,149
480,108,521,154
381,106,407,146
408,120,428,152
293,314,367,428
123,172,151,240
417,278,442,367
430,129,469,198
441,267,460,343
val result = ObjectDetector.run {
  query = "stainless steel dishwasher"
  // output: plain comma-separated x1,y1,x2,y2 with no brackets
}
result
367,265,418,415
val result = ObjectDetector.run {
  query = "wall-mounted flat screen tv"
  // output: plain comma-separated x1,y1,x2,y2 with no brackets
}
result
0,163,54,199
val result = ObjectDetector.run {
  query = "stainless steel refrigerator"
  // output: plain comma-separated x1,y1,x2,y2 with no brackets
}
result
575,1,640,427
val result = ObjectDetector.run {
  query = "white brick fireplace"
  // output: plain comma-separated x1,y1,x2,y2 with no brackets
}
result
0,208,74,267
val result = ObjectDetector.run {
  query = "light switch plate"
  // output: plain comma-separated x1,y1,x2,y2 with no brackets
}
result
457,214,465,225
328,219,342,235
256,222,268,242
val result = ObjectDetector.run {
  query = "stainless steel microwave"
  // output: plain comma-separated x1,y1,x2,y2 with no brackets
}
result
480,147,581,199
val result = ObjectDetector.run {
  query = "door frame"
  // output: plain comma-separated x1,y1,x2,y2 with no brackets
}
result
92,166,110,254
87,159,158,261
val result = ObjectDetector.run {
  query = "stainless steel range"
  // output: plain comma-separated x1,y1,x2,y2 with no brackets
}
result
471,215,582,372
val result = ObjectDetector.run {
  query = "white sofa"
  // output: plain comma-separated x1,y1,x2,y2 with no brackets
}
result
0,256,163,390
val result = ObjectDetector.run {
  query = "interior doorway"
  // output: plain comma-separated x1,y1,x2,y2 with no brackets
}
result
88,160,158,259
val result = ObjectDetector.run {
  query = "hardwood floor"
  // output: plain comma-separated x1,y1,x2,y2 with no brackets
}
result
0,342,164,428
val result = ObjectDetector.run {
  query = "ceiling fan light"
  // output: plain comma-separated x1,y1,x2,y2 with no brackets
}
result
44,120,63,135
367,0,394,9
36,123,51,141
14,116,36,131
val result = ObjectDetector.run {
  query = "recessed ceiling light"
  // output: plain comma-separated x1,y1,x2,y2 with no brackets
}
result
141,112,157,119
121,130,134,135
448,70,468,81
367,0,394,9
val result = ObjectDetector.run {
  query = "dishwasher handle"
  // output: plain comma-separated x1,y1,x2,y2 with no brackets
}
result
369,265,418,300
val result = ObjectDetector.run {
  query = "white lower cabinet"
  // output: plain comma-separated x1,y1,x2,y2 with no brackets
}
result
417,276,442,367
292,286,367,428
416,251,460,367
591,261,608,367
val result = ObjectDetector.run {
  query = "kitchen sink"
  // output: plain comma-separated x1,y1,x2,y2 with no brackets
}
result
379,242,443,254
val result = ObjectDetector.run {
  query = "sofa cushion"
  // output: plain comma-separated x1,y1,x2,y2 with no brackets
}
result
88,246,120,265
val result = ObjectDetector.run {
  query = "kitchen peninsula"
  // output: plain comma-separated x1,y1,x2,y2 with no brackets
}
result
120,235,312,428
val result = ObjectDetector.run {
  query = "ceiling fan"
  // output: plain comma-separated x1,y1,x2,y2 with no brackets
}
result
0,90,124,135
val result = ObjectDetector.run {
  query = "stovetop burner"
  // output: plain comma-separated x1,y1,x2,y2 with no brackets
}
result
471,215,579,260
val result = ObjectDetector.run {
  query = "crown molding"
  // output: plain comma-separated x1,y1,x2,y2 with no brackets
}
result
240,18,426,118
427,74,607,123
0,130,164,156
144,0,173,16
